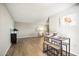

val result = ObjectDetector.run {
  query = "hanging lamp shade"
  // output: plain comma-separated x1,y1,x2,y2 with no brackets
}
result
13,28,18,31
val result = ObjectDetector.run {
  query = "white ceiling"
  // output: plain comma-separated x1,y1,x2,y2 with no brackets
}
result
5,3,75,23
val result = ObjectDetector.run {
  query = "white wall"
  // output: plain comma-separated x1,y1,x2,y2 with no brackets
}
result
0,4,14,56
15,22,38,38
49,4,79,55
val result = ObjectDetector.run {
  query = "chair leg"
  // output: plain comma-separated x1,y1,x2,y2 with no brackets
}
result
47,44,49,55
43,43,45,53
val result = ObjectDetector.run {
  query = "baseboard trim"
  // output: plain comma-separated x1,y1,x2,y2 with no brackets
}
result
4,44,11,56
17,36,41,39
70,52,78,56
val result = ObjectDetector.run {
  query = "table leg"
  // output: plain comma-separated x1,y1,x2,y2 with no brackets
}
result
69,38,70,56
66,45,67,56
60,40,62,56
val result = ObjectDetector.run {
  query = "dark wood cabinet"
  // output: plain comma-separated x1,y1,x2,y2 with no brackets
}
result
11,33,17,44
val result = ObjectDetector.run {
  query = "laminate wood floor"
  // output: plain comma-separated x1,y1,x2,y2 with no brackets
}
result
6,37,45,56
6,37,75,56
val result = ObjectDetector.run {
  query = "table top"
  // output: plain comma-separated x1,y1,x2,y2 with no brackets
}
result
45,36,70,41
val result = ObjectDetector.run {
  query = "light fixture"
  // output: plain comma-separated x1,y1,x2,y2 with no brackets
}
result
37,25,46,36
63,15,76,26
11,28,18,34
64,16,72,23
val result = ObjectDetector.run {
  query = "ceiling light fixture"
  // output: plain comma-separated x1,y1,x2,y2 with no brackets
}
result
64,16,72,23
